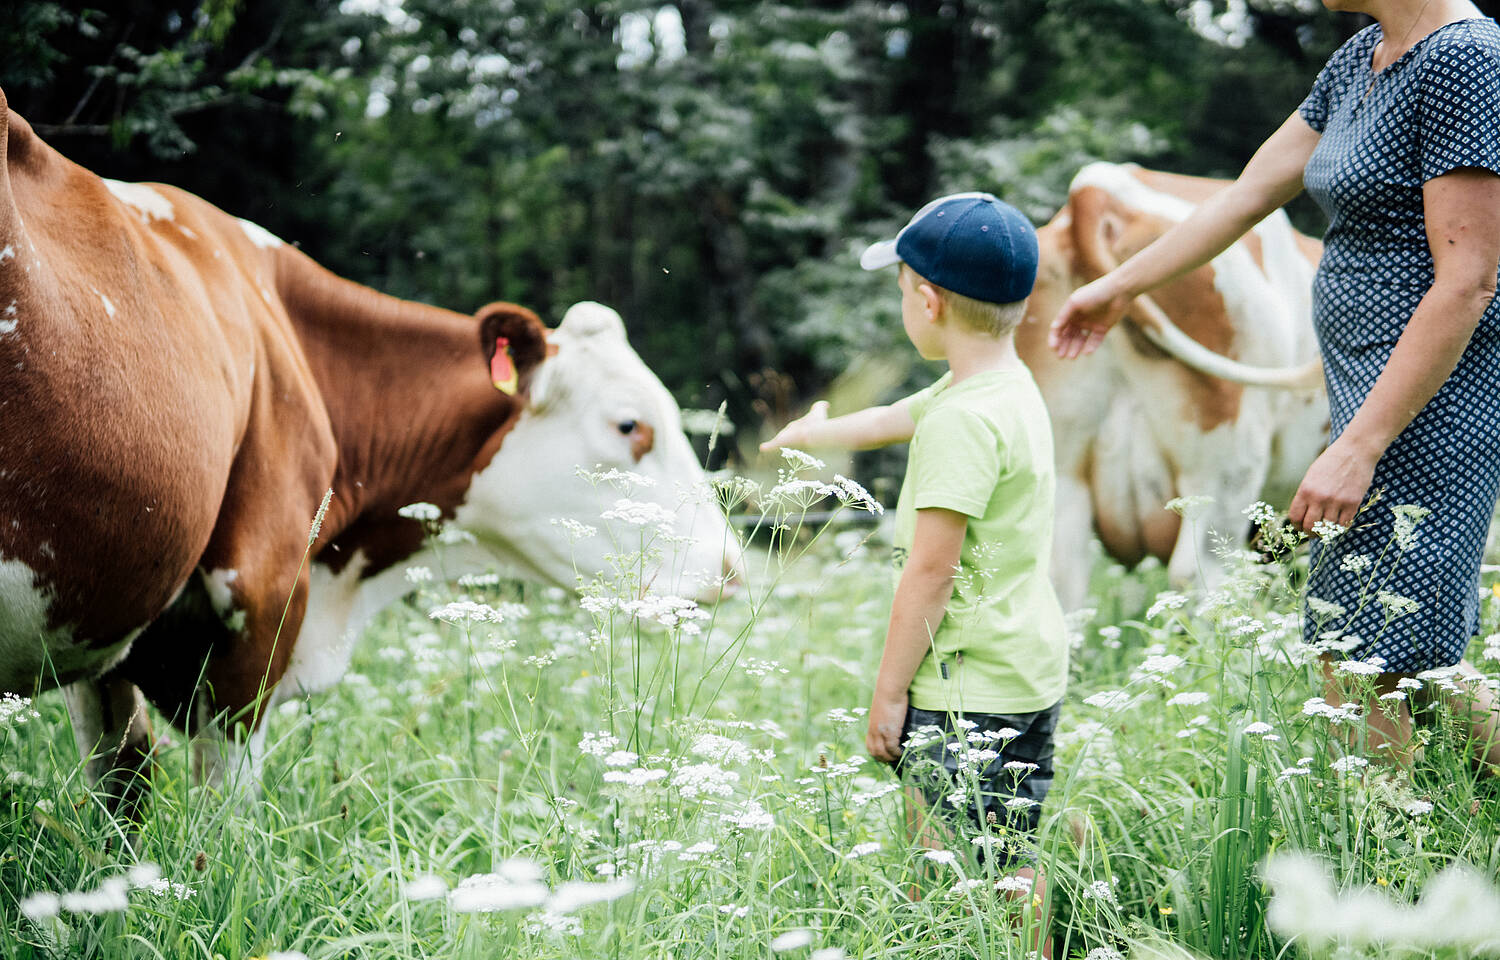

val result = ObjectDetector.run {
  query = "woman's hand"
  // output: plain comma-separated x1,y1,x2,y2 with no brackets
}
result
866,688,908,765
1048,276,1133,359
760,400,829,453
1288,437,1381,533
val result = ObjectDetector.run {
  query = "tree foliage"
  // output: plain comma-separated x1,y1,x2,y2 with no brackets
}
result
7,0,1494,457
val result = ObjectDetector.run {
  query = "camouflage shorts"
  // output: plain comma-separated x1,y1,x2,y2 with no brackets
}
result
895,701,1061,868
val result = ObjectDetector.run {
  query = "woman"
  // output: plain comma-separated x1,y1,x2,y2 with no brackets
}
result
1051,0,1500,767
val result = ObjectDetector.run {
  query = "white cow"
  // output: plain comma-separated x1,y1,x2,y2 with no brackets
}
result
1016,162,1329,609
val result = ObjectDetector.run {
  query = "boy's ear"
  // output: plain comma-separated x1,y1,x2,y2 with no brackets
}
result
917,280,944,324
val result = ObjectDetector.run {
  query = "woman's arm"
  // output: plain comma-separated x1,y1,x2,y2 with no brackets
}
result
760,398,916,453
1049,112,1323,358
1288,168,1500,531
866,507,967,763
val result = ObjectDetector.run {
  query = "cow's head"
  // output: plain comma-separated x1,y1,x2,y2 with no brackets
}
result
457,302,743,604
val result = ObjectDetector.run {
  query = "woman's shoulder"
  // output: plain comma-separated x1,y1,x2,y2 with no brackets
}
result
1417,19,1500,87
1323,23,1382,74
1421,18,1500,64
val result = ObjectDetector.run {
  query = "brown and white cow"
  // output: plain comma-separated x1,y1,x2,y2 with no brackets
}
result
0,89,740,801
1016,162,1329,609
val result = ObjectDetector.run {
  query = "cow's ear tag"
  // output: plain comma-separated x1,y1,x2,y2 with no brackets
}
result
490,336,518,395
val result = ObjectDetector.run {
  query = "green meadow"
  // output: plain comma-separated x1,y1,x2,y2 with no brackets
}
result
4,465,1500,960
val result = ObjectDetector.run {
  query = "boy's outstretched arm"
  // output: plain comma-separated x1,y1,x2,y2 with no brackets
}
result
761,399,916,453
867,508,967,764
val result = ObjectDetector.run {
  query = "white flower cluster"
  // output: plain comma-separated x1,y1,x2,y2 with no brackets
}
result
428,601,513,624
670,762,740,798
1082,690,1132,711
1276,757,1315,784
1335,657,1386,677
1376,590,1420,618
1146,591,1188,620
445,858,634,915
721,799,775,831
398,502,443,523
581,594,709,633
0,693,40,726
1167,691,1210,707
1130,651,1185,685
1081,878,1119,905
601,498,676,532
550,517,599,542
1312,519,1347,541
1391,504,1430,551
584,467,657,490
1302,697,1362,724
19,863,194,921
1330,756,1368,776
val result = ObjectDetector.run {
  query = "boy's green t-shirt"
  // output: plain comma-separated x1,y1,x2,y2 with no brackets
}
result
893,368,1069,715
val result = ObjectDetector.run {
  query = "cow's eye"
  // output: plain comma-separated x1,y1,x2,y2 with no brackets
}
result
617,420,637,435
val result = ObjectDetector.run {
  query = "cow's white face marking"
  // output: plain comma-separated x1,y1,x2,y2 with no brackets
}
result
237,219,285,250
101,179,175,224
282,555,369,696
458,302,743,603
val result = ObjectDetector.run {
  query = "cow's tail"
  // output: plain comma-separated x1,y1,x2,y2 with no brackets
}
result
1129,291,1326,390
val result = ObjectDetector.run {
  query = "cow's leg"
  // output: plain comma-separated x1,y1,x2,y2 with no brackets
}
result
1166,453,1269,592
1051,473,1097,612
61,673,153,819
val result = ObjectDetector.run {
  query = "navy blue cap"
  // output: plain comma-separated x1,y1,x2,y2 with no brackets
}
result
860,192,1038,305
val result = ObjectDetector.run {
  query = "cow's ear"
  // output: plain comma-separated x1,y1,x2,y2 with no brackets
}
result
476,302,548,398
1067,186,1126,281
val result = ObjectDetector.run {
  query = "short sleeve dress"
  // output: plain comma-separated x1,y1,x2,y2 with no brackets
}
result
1298,18,1500,672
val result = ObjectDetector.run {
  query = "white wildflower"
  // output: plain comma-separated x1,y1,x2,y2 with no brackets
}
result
995,876,1034,893
1341,554,1373,573
398,502,442,522
578,731,620,757
404,566,433,585
779,448,826,471
449,862,549,913
1312,519,1347,541
1083,690,1132,711
1085,950,1126,960
771,930,815,952
845,842,882,859
602,767,669,788
1306,596,1347,620
60,876,129,914
1336,658,1386,676
1168,691,1211,707
551,517,599,541
1244,721,1274,736
1331,756,1368,775
546,878,635,913
428,601,508,624
922,849,958,866
1376,591,1420,618
602,750,638,768
1081,879,1119,905
723,800,775,831
1243,501,1278,526
0,693,40,725
670,763,739,799
19,891,60,921
832,474,884,514
402,875,448,901
1391,504,1431,550
1404,800,1434,816
812,949,846,960
600,498,676,531
1146,591,1188,620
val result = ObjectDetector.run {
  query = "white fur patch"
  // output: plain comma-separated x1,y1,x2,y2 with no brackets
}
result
0,246,13,264
280,556,368,696
102,179,175,224
0,556,139,692
0,301,15,336
178,225,199,241
237,218,285,249
97,291,117,319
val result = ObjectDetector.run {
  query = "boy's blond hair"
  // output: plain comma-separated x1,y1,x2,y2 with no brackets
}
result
902,264,1027,338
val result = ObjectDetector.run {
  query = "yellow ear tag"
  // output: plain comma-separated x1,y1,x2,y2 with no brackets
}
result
490,336,518,395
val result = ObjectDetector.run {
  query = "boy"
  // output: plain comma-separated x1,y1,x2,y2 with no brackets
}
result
762,193,1069,924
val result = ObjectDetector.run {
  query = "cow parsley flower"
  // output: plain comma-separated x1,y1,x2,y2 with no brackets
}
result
1081,879,1119,905
832,474,883,514
779,448,826,471
19,891,60,921
602,767,669,788
1243,501,1278,526
1306,596,1347,620
1132,653,1186,684
546,878,635,913
1336,658,1386,676
1,694,40,726
449,861,549,913
1331,756,1368,775
602,750,638,768
1404,800,1434,816
1146,591,1189,620
1085,949,1126,960
1376,591,1420,618
601,498,676,531
723,800,774,830
60,876,129,914
922,849,958,866
845,842,882,859
525,910,584,936
1302,697,1361,724
995,876,1034,893
1083,690,1132,710
1167,691,1211,707
1341,553,1373,573
401,875,448,901
551,517,599,542
1312,519,1347,541
588,467,656,489
671,762,739,798
1391,504,1431,550
428,601,508,624
398,502,443,523
771,930,815,952
578,731,621,757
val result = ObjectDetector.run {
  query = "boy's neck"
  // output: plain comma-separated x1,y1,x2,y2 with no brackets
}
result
940,328,1026,384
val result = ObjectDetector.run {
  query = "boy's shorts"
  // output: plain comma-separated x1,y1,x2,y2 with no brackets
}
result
895,700,1061,869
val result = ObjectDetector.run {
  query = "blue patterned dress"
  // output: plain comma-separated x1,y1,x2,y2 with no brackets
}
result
1298,19,1500,672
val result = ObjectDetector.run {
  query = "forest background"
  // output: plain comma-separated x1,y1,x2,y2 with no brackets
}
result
7,0,1500,471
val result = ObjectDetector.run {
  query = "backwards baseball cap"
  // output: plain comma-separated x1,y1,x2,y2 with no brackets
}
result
860,192,1038,305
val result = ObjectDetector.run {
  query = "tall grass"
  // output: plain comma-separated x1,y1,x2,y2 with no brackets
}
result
3,466,1499,960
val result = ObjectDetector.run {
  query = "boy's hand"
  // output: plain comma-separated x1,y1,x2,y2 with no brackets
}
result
867,689,908,765
760,400,829,453
1048,276,1131,359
